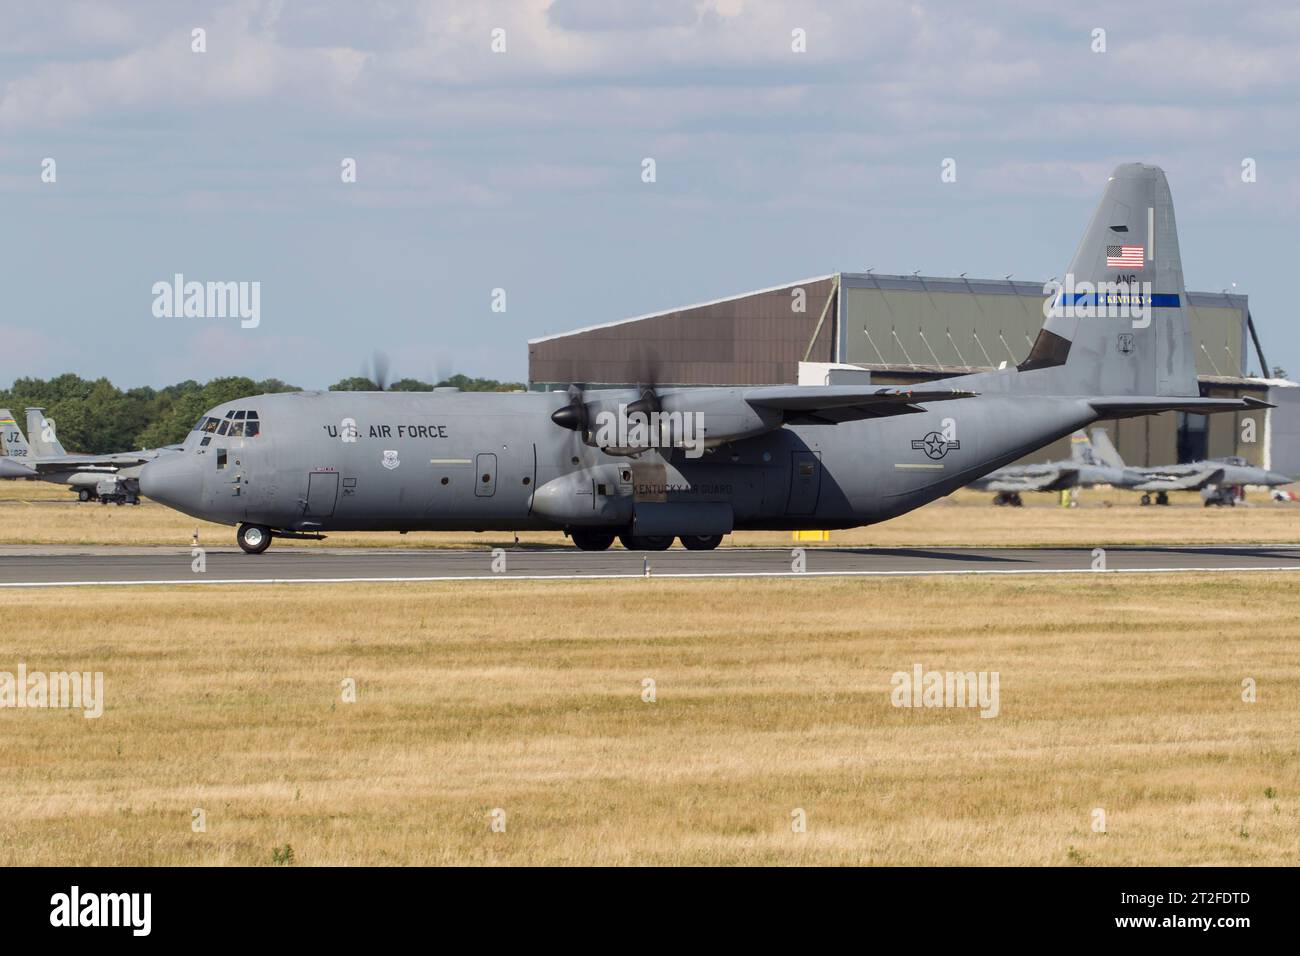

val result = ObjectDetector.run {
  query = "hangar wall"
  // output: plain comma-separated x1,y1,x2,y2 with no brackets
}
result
837,273,1250,378
528,275,837,389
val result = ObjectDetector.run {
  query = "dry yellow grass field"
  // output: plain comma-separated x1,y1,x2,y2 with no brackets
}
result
2,478,1298,549
1,574,1296,865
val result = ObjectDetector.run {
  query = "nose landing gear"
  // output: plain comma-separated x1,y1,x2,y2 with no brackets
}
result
237,523,273,554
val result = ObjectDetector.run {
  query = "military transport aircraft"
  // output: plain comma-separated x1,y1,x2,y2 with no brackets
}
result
139,164,1268,553
0,407,176,504
968,428,1144,506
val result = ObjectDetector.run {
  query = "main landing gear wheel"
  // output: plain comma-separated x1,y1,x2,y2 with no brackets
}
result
1140,494,1152,506
619,533,673,551
680,534,723,551
570,530,615,551
1155,491,1170,506
77,489,91,502
237,523,273,554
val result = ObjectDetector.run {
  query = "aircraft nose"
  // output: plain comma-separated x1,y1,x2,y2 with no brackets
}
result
139,453,200,510
1267,471,1293,486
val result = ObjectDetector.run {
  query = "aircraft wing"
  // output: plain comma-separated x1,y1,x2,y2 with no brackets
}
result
1133,467,1225,492
744,386,977,424
17,451,157,474
980,467,1078,493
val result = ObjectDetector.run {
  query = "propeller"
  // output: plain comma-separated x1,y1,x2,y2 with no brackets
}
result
625,343,663,418
626,385,660,418
550,383,590,433
365,351,392,391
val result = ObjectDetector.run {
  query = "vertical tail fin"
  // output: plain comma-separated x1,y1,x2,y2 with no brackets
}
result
1087,427,1125,469
1020,163,1198,397
0,409,32,459
1068,430,1092,465
26,407,67,457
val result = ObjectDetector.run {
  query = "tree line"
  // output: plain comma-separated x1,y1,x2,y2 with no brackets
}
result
0,373,524,454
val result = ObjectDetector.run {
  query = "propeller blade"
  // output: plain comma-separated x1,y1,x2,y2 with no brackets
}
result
550,383,589,431
371,351,391,391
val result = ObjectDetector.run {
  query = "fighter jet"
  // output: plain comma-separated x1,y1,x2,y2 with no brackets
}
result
139,164,1268,553
0,407,176,504
1080,427,1292,506
968,429,1143,505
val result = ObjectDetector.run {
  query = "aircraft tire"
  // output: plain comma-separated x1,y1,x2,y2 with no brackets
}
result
77,489,91,502
680,534,723,551
570,530,615,551
620,533,673,551
237,523,274,555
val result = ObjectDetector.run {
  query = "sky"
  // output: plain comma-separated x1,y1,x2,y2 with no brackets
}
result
2,0,1298,390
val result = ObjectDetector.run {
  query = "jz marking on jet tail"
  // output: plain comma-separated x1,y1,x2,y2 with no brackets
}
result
911,431,960,460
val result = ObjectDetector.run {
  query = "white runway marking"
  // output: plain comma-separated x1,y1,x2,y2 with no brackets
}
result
3,564,1300,588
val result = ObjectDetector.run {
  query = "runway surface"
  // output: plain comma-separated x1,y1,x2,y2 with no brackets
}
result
2,543,1300,587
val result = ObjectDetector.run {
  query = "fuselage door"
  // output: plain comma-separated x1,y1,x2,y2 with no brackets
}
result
786,451,822,515
475,453,497,497
306,471,339,517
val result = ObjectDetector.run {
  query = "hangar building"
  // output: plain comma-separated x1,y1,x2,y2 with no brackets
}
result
529,272,1294,472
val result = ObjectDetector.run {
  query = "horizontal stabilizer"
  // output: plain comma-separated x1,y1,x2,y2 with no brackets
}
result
0,458,36,479
1089,396,1270,419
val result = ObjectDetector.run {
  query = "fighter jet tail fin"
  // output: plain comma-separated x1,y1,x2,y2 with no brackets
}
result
1068,430,1092,465
0,409,32,460
1087,427,1126,469
25,407,67,457
1019,163,1200,398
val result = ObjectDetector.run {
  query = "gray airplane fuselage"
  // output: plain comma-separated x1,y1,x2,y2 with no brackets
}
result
141,385,1100,535
137,164,1266,546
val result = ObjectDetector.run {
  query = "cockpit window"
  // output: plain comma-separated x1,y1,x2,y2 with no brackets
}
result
197,410,260,436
